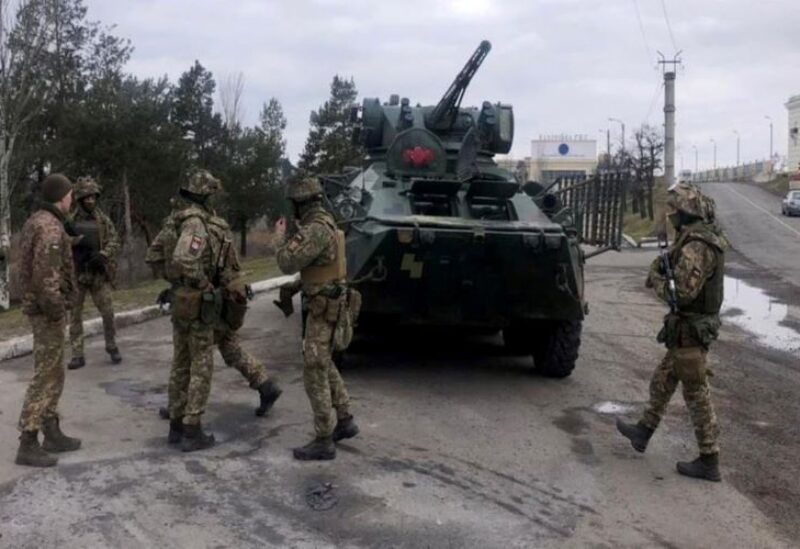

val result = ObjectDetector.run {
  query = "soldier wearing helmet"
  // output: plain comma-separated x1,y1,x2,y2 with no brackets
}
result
275,176,359,461
163,168,241,451
68,176,122,369
617,182,729,482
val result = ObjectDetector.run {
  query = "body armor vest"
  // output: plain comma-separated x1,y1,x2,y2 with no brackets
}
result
671,224,725,316
300,213,346,286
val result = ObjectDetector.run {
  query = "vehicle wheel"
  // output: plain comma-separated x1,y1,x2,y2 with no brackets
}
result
532,320,582,378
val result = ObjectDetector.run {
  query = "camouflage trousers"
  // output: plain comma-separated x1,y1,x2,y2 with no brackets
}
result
168,321,214,426
69,279,117,357
302,310,351,438
215,329,270,389
18,315,66,432
641,346,720,455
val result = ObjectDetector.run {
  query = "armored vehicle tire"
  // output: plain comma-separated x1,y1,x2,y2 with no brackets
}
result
532,320,582,378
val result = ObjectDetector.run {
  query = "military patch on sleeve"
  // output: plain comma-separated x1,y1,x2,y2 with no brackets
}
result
189,235,204,255
286,233,305,252
48,243,61,267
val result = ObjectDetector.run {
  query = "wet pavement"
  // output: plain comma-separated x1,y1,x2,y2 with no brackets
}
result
0,246,797,548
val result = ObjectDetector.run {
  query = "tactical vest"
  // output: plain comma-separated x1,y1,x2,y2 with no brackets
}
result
671,224,725,316
300,212,346,286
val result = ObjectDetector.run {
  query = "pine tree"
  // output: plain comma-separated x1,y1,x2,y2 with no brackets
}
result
298,75,363,174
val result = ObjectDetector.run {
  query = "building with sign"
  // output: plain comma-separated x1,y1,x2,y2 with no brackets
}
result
787,94,800,174
529,135,598,184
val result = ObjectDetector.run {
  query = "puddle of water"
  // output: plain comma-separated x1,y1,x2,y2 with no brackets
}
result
722,276,800,353
591,401,637,415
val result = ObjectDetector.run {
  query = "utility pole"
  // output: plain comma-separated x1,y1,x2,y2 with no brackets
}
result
732,130,740,166
710,138,717,170
765,115,773,170
658,51,681,189
609,117,625,156
692,145,698,173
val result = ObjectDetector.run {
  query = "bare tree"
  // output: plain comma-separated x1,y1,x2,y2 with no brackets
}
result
218,71,245,130
0,0,52,309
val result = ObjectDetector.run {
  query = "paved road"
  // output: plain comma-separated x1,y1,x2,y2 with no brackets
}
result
0,250,795,548
701,182,800,287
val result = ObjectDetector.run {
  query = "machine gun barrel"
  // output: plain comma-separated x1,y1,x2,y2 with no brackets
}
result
657,233,679,314
426,40,491,131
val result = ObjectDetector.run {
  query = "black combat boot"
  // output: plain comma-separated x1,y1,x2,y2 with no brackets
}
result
168,419,184,444
332,415,359,442
158,407,170,420
255,380,283,417
181,423,215,452
293,437,336,461
616,418,654,453
67,356,86,370
41,417,81,453
15,431,58,467
677,453,721,482
107,347,122,365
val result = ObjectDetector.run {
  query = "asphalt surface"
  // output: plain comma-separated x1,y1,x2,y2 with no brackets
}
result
1,238,797,547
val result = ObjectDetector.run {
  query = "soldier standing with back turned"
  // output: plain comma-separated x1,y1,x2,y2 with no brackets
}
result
617,182,728,482
275,176,359,461
15,174,82,467
68,176,122,369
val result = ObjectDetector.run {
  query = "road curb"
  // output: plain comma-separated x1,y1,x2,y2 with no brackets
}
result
0,274,298,363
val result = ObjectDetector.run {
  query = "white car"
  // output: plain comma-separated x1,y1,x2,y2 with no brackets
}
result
782,190,800,216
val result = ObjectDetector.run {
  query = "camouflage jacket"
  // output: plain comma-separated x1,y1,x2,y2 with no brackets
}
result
18,205,76,319
276,205,338,295
71,205,120,284
172,203,238,290
649,222,728,348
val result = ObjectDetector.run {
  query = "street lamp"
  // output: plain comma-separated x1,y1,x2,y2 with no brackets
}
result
709,138,717,170
598,128,610,165
692,144,699,174
764,115,773,162
732,129,740,167
608,117,625,154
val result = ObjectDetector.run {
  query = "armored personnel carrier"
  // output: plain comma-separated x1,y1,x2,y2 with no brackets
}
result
321,40,624,377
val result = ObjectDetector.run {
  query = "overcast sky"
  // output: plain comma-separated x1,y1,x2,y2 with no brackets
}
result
85,0,800,171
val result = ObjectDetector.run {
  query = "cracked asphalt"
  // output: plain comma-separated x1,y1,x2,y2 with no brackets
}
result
1,208,798,547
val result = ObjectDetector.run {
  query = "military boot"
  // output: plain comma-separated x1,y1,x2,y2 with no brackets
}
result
616,418,654,453
255,380,283,417
15,431,58,468
68,356,86,370
168,419,184,444
41,417,82,453
332,415,359,442
181,423,215,452
293,437,335,461
107,347,122,365
677,453,721,482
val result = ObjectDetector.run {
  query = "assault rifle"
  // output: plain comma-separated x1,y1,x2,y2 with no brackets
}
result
658,233,679,314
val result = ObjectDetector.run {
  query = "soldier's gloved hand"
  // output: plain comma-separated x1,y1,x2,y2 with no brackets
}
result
273,286,295,317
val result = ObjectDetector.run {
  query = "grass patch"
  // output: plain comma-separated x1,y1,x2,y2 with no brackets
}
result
758,174,790,197
0,256,279,341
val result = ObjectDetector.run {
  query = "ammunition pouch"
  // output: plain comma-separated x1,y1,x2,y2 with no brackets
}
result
200,289,223,326
657,313,720,351
222,280,248,331
173,287,202,321
332,287,361,352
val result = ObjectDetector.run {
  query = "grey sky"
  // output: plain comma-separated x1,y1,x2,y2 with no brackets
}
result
85,0,800,171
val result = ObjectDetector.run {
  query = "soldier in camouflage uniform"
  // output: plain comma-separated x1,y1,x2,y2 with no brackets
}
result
67,177,122,369
275,177,359,461
146,196,282,420
15,174,82,467
617,183,729,482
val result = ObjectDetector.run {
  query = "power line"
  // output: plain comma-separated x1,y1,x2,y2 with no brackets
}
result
643,78,663,123
631,0,653,63
660,0,678,52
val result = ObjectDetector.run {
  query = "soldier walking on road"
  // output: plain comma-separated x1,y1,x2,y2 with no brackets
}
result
146,196,282,421
67,177,122,369
15,174,82,467
275,176,359,461
617,183,729,482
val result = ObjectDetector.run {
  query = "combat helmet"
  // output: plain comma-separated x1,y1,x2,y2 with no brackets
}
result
286,177,323,202
74,176,101,200
666,182,715,223
181,169,221,196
